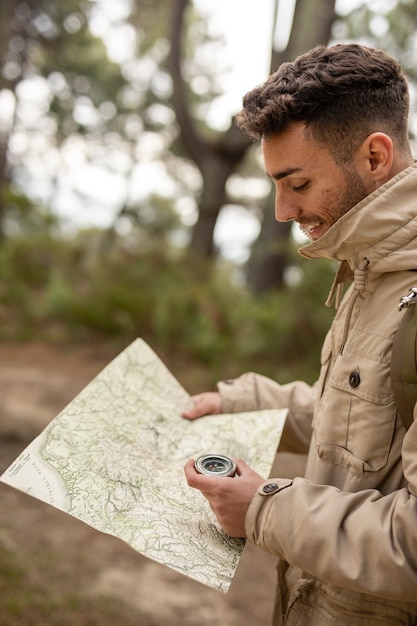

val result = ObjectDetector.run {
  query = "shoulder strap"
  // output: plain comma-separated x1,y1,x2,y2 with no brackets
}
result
391,287,417,431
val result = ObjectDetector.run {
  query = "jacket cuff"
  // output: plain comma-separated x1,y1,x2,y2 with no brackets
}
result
244,479,293,543
217,374,259,413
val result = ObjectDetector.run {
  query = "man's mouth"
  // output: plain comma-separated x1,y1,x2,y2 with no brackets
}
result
299,221,323,239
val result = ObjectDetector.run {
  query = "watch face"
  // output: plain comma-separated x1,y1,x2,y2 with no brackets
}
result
195,454,236,477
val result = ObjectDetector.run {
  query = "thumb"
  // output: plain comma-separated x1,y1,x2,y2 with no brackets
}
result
234,458,264,480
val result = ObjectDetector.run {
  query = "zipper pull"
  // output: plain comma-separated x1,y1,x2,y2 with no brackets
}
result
398,287,417,310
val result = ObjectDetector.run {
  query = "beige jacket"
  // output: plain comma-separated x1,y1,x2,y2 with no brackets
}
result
218,163,417,625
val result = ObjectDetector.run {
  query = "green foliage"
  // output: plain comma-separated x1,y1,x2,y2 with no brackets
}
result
0,232,335,385
335,0,417,80
2,187,59,236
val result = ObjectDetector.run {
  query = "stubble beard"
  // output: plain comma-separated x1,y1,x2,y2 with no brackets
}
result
334,166,369,224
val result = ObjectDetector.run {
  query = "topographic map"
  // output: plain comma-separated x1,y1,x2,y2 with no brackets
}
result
0,339,287,593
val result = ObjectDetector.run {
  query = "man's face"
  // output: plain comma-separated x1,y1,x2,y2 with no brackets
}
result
262,123,370,241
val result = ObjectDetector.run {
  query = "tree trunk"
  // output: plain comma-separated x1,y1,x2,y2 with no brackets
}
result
247,0,337,292
246,187,292,292
168,0,336,268
0,0,18,240
0,0,39,241
188,122,250,256
168,0,251,257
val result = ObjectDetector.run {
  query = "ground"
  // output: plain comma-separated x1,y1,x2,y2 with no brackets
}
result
0,341,305,626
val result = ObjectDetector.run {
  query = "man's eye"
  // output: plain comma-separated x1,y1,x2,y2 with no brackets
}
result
293,182,309,192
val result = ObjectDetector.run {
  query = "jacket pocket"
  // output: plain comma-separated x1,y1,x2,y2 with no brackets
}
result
285,581,410,625
315,350,397,474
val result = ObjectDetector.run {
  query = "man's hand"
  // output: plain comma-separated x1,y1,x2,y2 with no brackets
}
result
184,458,264,537
182,392,222,420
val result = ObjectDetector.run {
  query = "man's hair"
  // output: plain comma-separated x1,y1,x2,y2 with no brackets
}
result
236,43,410,162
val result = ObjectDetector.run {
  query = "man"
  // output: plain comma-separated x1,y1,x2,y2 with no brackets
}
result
183,44,417,625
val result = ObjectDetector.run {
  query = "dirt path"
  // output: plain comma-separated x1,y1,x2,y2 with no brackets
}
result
0,341,305,625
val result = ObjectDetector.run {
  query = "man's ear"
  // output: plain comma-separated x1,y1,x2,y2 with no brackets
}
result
359,132,394,184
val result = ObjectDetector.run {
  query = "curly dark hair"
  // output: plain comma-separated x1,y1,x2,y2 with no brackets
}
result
236,43,410,163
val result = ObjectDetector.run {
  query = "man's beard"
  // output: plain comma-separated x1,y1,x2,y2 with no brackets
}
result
334,165,369,223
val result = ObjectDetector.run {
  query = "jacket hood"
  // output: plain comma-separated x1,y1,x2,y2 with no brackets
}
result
299,162,417,275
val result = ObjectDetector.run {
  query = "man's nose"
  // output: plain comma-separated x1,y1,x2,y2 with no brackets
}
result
274,188,299,222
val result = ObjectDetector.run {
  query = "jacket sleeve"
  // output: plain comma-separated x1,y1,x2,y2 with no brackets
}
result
217,372,316,454
245,414,417,601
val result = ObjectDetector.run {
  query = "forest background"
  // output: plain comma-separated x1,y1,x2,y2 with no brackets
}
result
1,0,417,386
1,2,417,624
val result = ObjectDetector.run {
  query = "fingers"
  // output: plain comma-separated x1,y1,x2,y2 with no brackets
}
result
233,457,263,478
183,456,200,484
182,392,222,420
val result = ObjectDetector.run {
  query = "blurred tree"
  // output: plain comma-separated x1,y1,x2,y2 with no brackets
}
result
167,0,252,256
2,0,417,285
0,0,130,238
0,0,228,253
166,0,336,286
0,0,22,238
247,0,336,292
337,0,417,86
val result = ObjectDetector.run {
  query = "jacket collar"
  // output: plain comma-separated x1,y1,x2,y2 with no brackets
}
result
299,162,417,269
299,162,417,307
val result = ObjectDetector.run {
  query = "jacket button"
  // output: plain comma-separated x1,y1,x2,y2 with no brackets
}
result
349,371,361,388
262,483,280,494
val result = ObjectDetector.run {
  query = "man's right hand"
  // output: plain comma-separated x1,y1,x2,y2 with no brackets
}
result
182,392,222,420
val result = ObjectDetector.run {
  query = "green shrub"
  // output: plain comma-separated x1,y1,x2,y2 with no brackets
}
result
0,232,336,384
